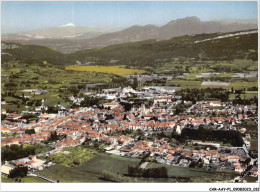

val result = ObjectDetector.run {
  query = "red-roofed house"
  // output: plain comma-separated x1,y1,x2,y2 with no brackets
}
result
234,163,243,173
210,101,221,107
228,156,240,163
103,102,119,109
8,113,22,120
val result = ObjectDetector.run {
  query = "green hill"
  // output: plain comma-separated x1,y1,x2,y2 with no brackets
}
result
1,43,73,67
69,31,257,68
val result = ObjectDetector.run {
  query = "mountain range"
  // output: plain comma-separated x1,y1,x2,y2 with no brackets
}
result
2,29,257,70
2,24,121,40
2,16,257,53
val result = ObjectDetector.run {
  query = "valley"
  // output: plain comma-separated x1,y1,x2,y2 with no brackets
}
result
1,28,258,184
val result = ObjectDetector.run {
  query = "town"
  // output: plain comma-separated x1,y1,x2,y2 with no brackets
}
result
1,85,258,183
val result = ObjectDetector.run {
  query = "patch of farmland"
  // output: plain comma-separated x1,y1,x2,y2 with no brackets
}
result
36,164,105,183
196,72,220,78
232,71,258,78
36,153,141,183
1,176,50,183
150,163,217,178
78,153,141,175
65,65,146,76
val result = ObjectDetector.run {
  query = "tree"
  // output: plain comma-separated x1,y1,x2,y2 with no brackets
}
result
8,166,28,178
25,128,35,135
49,131,58,141
73,160,80,166
47,106,59,113
189,161,196,168
1,114,7,121
132,77,138,90
244,158,251,166
185,66,189,73
10,144,19,151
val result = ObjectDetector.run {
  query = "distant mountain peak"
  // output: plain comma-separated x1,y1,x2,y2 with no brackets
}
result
182,16,200,21
58,23,76,28
167,16,201,25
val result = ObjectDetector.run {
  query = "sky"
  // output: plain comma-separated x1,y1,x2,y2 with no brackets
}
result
1,1,258,34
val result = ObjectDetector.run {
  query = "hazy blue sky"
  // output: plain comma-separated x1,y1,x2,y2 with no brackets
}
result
1,1,258,34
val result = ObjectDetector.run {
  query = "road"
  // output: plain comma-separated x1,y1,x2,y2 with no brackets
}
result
30,173,58,183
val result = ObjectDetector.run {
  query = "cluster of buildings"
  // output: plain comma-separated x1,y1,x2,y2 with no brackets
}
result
2,149,63,176
96,86,180,101
1,86,258,181
125,74,187,83
108,139,258,175
69,96,84,105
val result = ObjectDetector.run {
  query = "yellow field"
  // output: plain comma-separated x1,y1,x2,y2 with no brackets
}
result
65,65,145,76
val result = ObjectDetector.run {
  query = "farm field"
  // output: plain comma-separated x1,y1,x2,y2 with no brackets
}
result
1,175,50,183
65,65,146,76
37,164,105,183
78,153,141,174
166,79,202,89
183,72,236,80
149,162,239,182
150,162,217,178
36,164,105,183
36,162,187,183
166,77,257,91
37,152,141,182
36,151,239,183
229,81,258,89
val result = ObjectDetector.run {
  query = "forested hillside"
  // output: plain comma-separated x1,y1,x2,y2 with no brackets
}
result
2,30,257,70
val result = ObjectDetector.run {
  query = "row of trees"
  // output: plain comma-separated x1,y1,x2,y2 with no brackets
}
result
233,95,258,106
78,96,103,108
189,161,203,168
25,128,35,135
179,88,230,103
82,138,106,152
101,170,137,182
1,144,36,163
128,166,168,178
22,113,39,123
178,88,257,105
8,166,28,179
179,127,244,147
44,131,67,143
